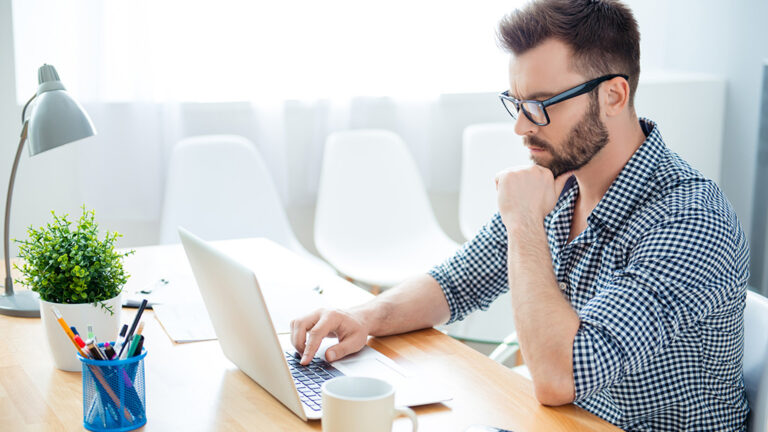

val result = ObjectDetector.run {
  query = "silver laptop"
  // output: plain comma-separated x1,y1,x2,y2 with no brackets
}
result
178,227,451,420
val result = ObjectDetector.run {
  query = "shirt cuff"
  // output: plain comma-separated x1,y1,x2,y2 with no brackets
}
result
428,267,462,324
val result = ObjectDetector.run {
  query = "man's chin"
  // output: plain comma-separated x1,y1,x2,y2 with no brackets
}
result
531,154,551,168
533,159,568,177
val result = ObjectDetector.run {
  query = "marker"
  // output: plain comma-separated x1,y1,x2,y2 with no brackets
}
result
126,333,142,358
73,334,86,349
87,325,94,341
130,335,145,358
86,340,107,361
70,326,79,336
126,321,144,358
104,342,116,360
113,325,128,357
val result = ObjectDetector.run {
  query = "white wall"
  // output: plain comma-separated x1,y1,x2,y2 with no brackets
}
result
627,0,768,290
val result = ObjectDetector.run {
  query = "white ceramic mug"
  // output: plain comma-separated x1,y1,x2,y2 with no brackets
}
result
321,376,418,432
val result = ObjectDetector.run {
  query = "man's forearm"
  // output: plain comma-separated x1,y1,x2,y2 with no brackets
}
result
350,274,451,337
507,220,579,405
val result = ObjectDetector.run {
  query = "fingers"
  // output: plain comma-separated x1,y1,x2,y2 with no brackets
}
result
495,165,533,190
290,310,321,355
324,332,366,363
291,309,369,365
301,314,336,364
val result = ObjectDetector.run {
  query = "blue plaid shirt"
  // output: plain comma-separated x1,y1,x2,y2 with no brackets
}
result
430,119,750,431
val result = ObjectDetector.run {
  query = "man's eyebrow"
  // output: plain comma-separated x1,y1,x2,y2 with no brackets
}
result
508,87,555,101
523,91,555,100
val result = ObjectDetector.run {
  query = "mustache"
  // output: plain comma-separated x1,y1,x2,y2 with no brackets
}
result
524,136,553,151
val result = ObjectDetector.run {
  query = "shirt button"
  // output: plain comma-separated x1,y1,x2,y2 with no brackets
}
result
558,282,567,291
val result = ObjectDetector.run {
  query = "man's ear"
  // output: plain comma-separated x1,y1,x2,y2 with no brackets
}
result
602,76,630,117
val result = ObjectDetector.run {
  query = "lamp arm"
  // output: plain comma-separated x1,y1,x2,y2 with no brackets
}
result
4,121,28,295
20,93,35,124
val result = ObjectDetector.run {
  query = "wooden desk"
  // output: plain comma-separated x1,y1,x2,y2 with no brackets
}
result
0,239,620,431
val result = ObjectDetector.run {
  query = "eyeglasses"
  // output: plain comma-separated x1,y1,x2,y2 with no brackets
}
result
498,74,628,126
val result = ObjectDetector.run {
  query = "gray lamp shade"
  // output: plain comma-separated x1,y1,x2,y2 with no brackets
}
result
0,64,95,318
27,64,96,155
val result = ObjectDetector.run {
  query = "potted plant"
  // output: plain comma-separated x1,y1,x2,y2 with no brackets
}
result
15,207,134,371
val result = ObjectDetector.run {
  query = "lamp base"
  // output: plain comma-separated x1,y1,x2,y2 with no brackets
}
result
0,289,40,317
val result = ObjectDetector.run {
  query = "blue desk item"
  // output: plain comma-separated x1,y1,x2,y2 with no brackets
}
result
79,345,147,431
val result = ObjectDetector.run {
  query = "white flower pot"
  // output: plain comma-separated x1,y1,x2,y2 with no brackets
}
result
39,295,122,372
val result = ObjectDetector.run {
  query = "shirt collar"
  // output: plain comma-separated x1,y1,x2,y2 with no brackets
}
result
587,118,666,233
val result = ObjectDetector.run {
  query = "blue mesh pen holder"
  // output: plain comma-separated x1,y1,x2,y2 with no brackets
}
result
78,345,147,432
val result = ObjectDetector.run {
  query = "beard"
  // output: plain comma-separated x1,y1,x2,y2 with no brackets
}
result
524,94,609,177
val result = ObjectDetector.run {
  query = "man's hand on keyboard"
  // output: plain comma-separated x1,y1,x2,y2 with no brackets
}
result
290,308,369,365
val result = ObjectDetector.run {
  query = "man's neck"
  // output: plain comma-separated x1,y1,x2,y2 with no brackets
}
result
573,115,646,213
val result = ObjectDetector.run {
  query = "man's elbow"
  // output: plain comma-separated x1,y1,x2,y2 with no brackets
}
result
533,378,575,406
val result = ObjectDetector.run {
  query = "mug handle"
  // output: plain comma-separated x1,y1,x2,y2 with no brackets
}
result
394,406,418,432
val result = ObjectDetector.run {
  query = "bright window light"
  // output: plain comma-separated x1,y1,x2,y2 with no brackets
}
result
12,0,523,103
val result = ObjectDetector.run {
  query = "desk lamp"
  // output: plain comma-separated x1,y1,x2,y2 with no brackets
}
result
0,64,96,317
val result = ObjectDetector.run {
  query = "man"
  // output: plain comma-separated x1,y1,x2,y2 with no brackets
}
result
290,0,750,429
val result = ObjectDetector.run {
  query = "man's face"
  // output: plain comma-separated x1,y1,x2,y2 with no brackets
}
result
508,39,609,177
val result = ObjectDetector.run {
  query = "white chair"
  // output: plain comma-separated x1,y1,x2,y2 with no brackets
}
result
159,135,330,270
744,290,768,432
445,123,530,343
314,130,459,288
459,123,530,240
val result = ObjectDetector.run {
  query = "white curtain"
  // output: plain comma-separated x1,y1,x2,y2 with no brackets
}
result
13,1,516,102
10,1,520,246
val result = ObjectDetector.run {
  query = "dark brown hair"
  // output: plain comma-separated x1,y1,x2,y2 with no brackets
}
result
498,0,640,106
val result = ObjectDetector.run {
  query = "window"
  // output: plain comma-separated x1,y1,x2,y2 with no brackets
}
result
13,0,521,103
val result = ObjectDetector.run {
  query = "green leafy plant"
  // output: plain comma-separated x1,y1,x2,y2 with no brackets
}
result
14,206,134,314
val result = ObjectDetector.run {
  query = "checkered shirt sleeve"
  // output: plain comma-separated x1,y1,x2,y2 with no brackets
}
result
429,212,508,324
572,205,749,401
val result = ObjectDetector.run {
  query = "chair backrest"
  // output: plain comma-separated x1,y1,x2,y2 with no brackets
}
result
314,129,443,260
745,290,768,432
459,123,529,240
159,135,302,252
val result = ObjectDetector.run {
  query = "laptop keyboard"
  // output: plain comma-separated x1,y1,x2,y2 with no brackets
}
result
285,352,345,412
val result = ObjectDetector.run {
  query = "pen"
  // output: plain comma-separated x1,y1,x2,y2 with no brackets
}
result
130,335,144,358
51,307,133,422
126,333,142,358
87,325,94,341
117,299,147,359
51,306,88,358
113,324,128,357
123,321,144,359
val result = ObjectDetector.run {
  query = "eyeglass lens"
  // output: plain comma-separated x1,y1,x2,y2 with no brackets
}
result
502,98,547,125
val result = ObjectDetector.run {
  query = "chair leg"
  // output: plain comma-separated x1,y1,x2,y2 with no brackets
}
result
489,331,519,365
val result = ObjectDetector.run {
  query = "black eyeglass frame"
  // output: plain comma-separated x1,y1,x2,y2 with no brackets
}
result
499,73,629,126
